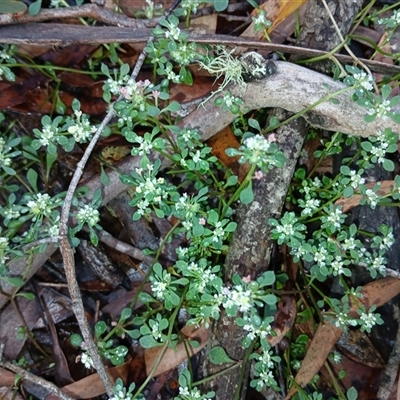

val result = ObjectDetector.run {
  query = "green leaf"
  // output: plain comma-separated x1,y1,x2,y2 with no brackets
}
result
1,276,25,287
120,308,132,322
56,95,66,115
343,186,353,198
2,165,16,175
95,321,107,338
225,175,238,187
248,118,261,132
140,335,162,348
346,386,358,400
70,333,83,347
27,168,38,192
209,346,235,364
16,292,35,300
100,166,110,186
0,0,28,14
120,63,130,76
383,158,394,172
240,182,254,204
213,0,229,12
89,227,99,246
162,101,180,113
28,0,41,15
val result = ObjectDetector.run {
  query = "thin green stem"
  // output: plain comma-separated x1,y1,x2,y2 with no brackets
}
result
222,164,256,217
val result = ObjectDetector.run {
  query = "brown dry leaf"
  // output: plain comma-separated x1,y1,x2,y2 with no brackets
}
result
285,277,400,399
0,368,16,386
334,180,394,213
42,298,74,387
337,329,385,369
145,324,209,376
207,126,240,168
190,13,217,35
241,0,308,40
0,386,25,400
269,295,296,346
61,359,131,399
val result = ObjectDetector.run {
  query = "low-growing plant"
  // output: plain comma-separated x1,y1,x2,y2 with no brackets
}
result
1,2,400,400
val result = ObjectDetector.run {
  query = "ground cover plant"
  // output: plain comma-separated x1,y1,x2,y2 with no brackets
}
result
0,0,400,399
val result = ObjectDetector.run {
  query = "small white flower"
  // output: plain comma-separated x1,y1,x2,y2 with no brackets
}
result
359,311,377,331
365,189,379,209
349,170,365,189
331,256,344,276
80,352,94,369
76,204,100,227
353,72,373,91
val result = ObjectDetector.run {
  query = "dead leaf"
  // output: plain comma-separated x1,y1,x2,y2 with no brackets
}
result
337,329,385,369
0,368,16,386
60,359,130,399
41,297,74,386
241,0,308,40
286,277,400,399
269,295,296,347
335,180,394,213
145,324,209,376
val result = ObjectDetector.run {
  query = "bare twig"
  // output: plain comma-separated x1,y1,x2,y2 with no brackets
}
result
320,0,377,91
0,3,156,27
0,360,75,400
94,229,155,265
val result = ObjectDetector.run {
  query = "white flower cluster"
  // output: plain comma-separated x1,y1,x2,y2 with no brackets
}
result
359,310,378,332
174,193,200,220
186,261,217,292
38,125,59,147
0,138,11,167
370,130,390,164
170,42,199,66
368,99,391,119
150,272,171,299
365,188,379,209
353,71,373,91
67,110,97,143
177,386,213,400
27,193,55,218
180,0,201,14
0,236,9,266
76,204,100,227
165,24,181,41
120,79,153,111
243,319,272,341
331,256,345,276
333,312,357,330
300,197,320,216
222,285,253,313
134,166,168,216
252,10,272,29
243,135,270,156
80,351,94,369
325,207,344,230
349,170,365,189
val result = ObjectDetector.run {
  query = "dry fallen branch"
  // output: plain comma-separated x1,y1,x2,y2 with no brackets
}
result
0,3,155,28
0,23,398,76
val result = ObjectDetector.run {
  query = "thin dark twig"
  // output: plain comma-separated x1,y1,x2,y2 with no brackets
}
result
0,360,75,400
58,0,181,396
